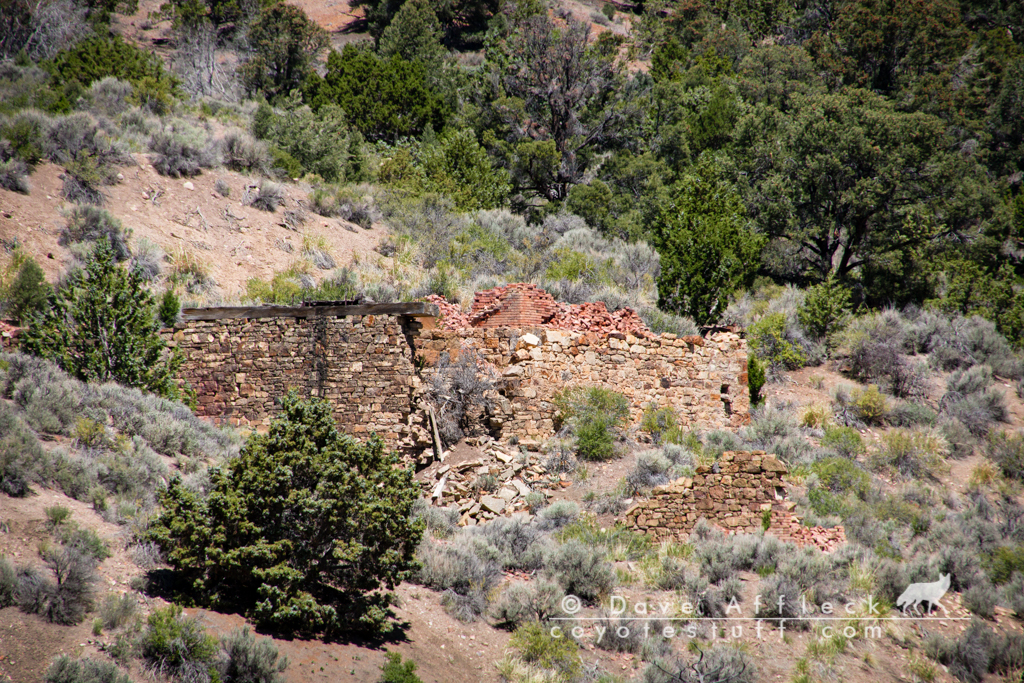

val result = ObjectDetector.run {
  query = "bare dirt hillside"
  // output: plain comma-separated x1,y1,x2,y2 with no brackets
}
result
0,161,381,302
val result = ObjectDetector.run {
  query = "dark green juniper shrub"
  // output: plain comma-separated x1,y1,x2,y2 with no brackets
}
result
150,392,423,636
20,242,184,400
4,256,50,322
378,652,423,683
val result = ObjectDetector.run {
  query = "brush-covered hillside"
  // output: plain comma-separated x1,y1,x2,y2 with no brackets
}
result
2,0,1024,682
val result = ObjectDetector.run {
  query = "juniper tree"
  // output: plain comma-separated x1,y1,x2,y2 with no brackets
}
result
20,242,183,399
150,391,424,636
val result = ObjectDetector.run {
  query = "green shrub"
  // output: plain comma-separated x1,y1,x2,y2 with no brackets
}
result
851,385,888,425
821,425,864,457
45,505,72,528
217,627,289,683
260,101,363,182
141,605,218,679
418,128,510,210
59,526,111,561
554,386,629,461
988,431,1024,481
21,243,184,399
44,655,131,683
748,313,807,373
1,110,48,164
506,622,582,681
60,206,131,261
798,275,851,348
748,354,766,405
44,36,178,102
303,45,447,143
158,289,180,327
811,457,870,495
378,652,422,683
641,404,679,443
575,414,616,461
5,256,50,322
238,4,328,100
554,386,630,425
150,392,423,636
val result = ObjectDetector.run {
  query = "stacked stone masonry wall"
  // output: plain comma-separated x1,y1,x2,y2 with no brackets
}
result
165,311,752,449
624,450,846,552
165,314,429,449
414,326,751,439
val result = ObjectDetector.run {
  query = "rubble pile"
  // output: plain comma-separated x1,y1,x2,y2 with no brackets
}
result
418,436,570,527
429,284,652,337
423,294,472,329
548,300,650,337
0,321,20,351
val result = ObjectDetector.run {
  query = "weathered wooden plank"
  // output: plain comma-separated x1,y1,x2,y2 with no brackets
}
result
180,302,440,321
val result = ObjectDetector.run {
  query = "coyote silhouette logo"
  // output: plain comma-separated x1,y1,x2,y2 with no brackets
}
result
897,574,951,616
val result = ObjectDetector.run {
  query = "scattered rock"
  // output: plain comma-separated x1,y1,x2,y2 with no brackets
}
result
480,496,506,514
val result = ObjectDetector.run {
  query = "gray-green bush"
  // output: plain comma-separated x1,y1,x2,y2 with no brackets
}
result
60,206,131,262
44,656,131,683
546,540,614,604
216,627,289,683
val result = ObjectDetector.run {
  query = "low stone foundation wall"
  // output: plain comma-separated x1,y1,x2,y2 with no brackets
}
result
623,450,846,552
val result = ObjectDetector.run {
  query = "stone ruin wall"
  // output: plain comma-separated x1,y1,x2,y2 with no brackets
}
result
166,313,432,451
413,326,751,443
625,450,846,552
165,307,751,451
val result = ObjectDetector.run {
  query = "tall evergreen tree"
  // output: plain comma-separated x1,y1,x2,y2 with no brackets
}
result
20,242,183,399
377,0,446,67
652,160,765,325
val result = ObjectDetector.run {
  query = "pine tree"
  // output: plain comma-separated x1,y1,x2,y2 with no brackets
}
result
20,242,183,399
377,0,446,67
